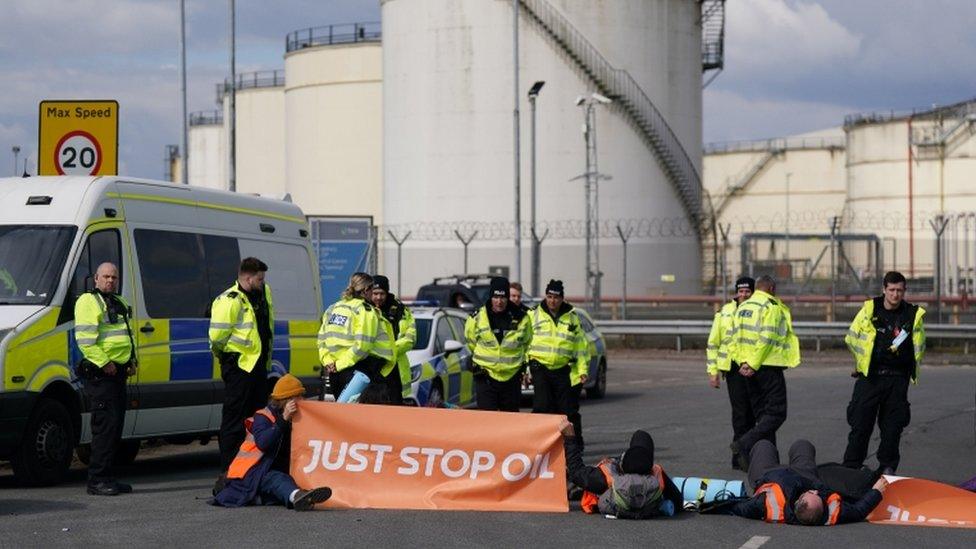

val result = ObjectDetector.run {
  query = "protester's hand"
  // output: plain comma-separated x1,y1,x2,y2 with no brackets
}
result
709,373,721,389
739,364,755,378
103,362,117,376
559,419,575,437
578,374,589,384
283,400,299,421
872,476,889,493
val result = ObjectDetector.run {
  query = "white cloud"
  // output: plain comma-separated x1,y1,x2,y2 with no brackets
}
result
727,0,861,74
704,88,853,143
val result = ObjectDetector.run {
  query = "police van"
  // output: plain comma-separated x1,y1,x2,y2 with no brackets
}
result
0,176,323,485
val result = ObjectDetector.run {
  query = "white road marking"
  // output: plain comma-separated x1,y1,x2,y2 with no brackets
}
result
738,535,770,549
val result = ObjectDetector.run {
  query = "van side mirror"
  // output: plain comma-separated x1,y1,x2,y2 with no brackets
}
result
443,339,464,354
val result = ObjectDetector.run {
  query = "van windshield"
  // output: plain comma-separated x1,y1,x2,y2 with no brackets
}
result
0,225,77,305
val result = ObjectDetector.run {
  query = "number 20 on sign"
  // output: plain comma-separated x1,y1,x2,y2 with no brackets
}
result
38,100,118,176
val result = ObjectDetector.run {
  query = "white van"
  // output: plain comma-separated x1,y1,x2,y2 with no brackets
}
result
0,176,323,485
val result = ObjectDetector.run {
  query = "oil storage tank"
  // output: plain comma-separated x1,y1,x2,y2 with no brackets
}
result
381,0,705,299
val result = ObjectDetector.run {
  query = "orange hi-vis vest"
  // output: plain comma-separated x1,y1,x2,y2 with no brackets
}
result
580,459,666,515
755,482,843,525
227,408,277,480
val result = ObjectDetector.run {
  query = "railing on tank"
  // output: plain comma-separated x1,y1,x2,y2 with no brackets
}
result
285,22,381,53
705,137,846,154
189,110,223,126
215,70,285,103
519,0,704,230
844,96,976,127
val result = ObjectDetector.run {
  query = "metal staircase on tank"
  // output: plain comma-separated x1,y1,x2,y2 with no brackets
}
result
700,0,726,87
712,147,785,218
519,0,705,234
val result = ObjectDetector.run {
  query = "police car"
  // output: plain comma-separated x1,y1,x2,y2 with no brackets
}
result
521,308,608,399
403,307,476,407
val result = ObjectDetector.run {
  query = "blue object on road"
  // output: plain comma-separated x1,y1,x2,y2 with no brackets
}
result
337,370,370,403
672,476,747,508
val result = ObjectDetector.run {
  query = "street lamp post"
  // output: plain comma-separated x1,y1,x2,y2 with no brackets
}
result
512,0,521,283
11,146,20,176
572,93,612,313
228,0,236,192
528,80,545,296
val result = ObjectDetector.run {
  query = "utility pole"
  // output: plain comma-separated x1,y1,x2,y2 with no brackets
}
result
179,0,189,184
227,0,236,192
512,0,521,282
454,230,478,274
616,224,633,320
387,230,412,295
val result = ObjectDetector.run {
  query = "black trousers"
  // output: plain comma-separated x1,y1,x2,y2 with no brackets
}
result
531,363,572,415
83,371,127,484
738,366,788,456
567,382,584,448
329,357,386,399
474,372,521,412
726,363,756,461
843,375,911,472
219,355,268,471
747,439,818,490
384,367,404,405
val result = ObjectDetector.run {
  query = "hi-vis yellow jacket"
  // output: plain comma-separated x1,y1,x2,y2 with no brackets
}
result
464,306,532,382
527,304,589,382
706,300,738,375
845,298,926,382
376,300,417,392
318,297,386,372
75,291,134,367
209,283,275,373
732,290,800,370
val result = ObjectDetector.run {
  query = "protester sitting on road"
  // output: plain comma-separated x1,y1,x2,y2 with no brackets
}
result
213,375,332,511
727,439,887,525
561,423,683,519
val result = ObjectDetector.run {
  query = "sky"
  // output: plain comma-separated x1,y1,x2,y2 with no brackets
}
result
1,0,974,178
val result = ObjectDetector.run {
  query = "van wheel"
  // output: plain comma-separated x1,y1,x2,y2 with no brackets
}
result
587,361,607,400
11,398,74,486
115,440,141,465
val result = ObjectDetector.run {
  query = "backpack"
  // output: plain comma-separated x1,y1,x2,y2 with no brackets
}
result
591,460,665,519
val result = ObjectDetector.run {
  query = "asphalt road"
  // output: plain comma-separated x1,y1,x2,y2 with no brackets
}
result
1,350,975,547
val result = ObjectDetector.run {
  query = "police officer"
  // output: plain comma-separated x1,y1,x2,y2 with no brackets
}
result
75,262,136,496
319,272,389,398
464,276,532,411
209,257,275,474
730,275,800,469
369,275,417,404
842,271,925,475
707,276,755,470
528,280,589,436
509,281,529,313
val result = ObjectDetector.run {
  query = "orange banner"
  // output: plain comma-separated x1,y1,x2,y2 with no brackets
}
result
868,476,976,528
290,401,568,512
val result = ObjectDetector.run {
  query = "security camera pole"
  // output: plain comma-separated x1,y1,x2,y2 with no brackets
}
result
572,93,612,313
528,80,545,295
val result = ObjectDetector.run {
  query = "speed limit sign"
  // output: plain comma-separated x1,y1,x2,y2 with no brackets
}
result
38,100,118,176
53,130,102,175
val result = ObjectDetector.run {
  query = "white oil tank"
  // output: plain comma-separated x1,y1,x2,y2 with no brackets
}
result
284,23,383,221
187,110,226,190
381,0,703,298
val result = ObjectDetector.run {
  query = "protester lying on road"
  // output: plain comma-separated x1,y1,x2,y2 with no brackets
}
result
726,439,887,525
213,375,332,511
561,422,683,519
